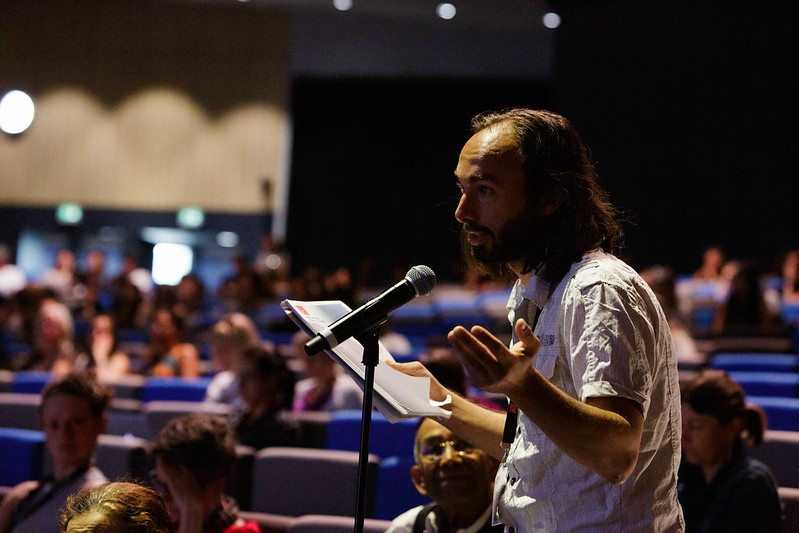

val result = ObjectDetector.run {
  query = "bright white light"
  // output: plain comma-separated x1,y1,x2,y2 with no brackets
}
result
333,0,352,11
436,3,456,20
0,90,35,135
216,231,240,248
543,12,561,29
152,243,193,286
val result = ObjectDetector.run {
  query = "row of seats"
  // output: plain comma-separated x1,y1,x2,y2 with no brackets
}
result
0,398,429,521
706,352,799,432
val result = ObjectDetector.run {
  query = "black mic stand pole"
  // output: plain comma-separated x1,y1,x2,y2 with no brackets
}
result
352,322,384,533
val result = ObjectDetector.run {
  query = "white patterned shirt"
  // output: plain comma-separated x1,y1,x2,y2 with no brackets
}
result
493,250,684,532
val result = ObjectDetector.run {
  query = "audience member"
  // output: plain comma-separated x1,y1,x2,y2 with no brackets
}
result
60,481,175,533
291,330,363,412
12,298,75,375
692,246,727,282
231,344,299,450
40,249,84,313
678,369,782,532
141,307,200,377
386,417,501,533
174,274,207,343
0,372,110,533
640,265,704,367
150,413,261,533
73,313,131,381
204,313,260,406
0,244,26,299
779,249,799,304
710,259,782,337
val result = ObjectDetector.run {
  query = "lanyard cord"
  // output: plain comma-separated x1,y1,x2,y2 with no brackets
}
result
500,305,542,461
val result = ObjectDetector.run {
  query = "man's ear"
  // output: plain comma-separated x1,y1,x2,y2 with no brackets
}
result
537,186,562,217
410,465,428,496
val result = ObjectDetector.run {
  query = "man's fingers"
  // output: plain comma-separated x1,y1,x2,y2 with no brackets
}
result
513,318,541,354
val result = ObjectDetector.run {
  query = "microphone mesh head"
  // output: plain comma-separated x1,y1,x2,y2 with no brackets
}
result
406,265,437,296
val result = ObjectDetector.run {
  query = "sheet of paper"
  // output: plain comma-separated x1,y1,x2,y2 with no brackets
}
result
281,299,451,422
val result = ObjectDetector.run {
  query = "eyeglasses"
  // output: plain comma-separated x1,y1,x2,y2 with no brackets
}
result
419,439,475,460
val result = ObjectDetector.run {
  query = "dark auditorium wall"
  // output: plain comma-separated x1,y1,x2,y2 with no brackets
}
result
286,3,799,281
550,1,799,273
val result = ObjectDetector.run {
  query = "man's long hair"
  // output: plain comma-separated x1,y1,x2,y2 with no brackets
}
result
463,108,624,284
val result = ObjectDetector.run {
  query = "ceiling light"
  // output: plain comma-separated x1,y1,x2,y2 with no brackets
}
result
436,3,456,20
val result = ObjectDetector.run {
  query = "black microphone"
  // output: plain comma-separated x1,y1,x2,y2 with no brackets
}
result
304,265,436,356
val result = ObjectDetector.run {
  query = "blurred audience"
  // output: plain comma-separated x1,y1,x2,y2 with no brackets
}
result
150,413,261,533
290,331,363,412
141,307,200,378
692,246,727,282
0,373,110,533
0,244,26,299
231,344,299,450
779,249,799,304
204,313,261,406
73,313,131,381
60,481,175,533
12,298,75,375
640,264,704,366
678,369,782,533
710,259,783,337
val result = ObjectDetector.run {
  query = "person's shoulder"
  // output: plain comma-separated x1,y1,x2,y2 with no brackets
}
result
385,505,426,533
567,251,638,289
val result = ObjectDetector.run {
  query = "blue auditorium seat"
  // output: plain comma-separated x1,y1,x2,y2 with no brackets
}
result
747,396,799,432
11,371,54,394
711,353,799,373
141,377,212,402
727,371,799,398
0,428,45,486
374,455,430,521
325,409,419,461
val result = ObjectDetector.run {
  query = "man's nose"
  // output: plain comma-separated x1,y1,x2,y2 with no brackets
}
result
455,195,472,223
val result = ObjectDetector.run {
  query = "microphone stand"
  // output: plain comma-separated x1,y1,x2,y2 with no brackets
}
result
352,322,384,533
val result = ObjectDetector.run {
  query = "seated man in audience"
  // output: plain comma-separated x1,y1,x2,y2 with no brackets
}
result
386,417,502,533
0,372,110,533
150,413,261,533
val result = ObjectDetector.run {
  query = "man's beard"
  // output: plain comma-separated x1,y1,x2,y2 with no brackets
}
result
462,209,541,270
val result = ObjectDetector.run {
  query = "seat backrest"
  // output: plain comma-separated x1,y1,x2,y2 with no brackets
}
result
10,371,53,394
750,430,799,488
0,392,41,430
250,447,378,518
228,445,255,512
325,409,417,461
779,487,799,533
238,511,296,533
0,427,45,486
748,396,799,432
287,514,392,533
141,377,212,402
375,455,430,521
95,433,150,483
288,410,331,449
143,400,229,439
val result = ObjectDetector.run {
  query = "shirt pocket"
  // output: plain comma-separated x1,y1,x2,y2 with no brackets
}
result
532,344,557,381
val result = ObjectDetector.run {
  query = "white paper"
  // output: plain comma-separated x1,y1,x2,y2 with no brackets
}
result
281,299,451,422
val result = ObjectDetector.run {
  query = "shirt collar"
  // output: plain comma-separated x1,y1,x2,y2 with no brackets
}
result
507,272,552,312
